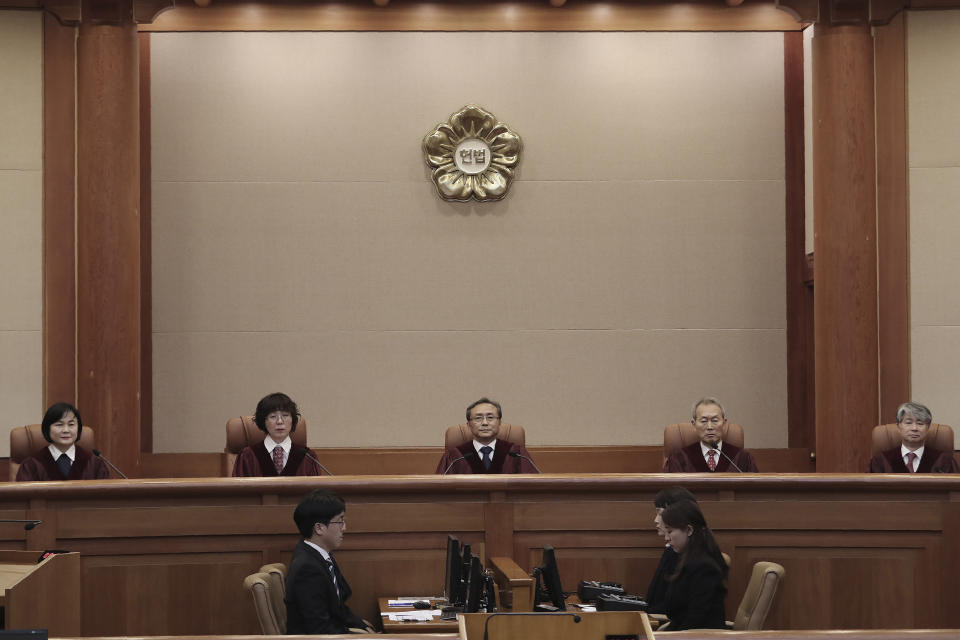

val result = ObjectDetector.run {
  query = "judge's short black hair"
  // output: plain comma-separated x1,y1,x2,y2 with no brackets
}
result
41,402,83,443
254,392,300,433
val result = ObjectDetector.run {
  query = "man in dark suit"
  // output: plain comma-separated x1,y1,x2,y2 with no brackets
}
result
435,397,539,474
285,490,374,634
664,397,759,472
868,402,959,473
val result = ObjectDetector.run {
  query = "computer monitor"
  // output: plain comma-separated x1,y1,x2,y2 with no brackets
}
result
463,555,485,613
533,545,566,611
443,535,462,605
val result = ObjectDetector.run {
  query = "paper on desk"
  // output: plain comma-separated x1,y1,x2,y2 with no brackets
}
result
388,598,435,606
383,610,441,621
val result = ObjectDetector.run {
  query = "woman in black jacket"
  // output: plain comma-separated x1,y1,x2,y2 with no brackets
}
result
659,499,728,630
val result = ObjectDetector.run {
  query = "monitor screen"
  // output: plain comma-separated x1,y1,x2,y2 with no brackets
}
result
443,535,462,605
534,545,566,611
463,555,485,613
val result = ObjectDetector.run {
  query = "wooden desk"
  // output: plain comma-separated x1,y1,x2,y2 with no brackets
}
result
378,597,459,633
3,473,960,635
0,550,81,635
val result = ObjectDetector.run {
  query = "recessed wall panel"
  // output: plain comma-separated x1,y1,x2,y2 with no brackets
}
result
151,31,787,452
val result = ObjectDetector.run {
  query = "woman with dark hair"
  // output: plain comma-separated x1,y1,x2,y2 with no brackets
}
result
16,402,110,481
232,392,323,477
659,500,728,630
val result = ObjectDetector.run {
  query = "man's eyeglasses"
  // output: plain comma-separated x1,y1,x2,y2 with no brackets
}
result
471,414,499,424
328,518,346,528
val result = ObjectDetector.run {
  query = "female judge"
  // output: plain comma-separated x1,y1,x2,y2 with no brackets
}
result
232,392,322,477
659,500,728,631
16,402,110,481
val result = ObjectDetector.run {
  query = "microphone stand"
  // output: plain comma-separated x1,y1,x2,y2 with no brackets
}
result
93,449,128,479
709,442,743,472
0,519,42,530
443,452,474,475
508,451,542,473
303,449,335,476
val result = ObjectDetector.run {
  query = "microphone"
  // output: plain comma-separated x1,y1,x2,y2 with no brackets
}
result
0,519,42,531
303,448,334,476
482,612,581,640
708,441,743,473
443,450,476,475
92,449,128,479
508,451,542,473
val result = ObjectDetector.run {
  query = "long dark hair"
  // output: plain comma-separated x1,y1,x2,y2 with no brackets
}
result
661,500,728,581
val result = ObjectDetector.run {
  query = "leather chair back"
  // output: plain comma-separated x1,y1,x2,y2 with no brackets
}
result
663,422,745,462
445,424,525,450
872,423,954,455
243,572,282,634
733,561,785,630
259,563,287,633
9,423,97,481
223,415,308,476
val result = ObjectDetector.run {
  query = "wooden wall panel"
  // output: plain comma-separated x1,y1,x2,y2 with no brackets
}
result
82,552,262,635
137,445,815,479
1,475,957,634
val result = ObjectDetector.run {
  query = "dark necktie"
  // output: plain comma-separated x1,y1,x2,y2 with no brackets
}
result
707,449,717,471
906,452,917,473
480,445,493,470
325,557,341,600
57,453,72,478
272,445,284,474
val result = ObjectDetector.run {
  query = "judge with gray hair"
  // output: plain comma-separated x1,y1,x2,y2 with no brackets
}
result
868,402,959,473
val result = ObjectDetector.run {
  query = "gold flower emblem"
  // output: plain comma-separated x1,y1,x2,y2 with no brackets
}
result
422,104,522,202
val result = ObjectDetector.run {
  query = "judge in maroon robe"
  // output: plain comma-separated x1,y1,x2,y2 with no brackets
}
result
664,397,759,473
16,402,110,481
435,397,539,474
232,392,323,477
868,401,960,473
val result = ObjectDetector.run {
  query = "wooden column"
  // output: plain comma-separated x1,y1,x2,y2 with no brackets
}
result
42,13,78,408
76,1,141,477
812,24,879,472
874,12,910,423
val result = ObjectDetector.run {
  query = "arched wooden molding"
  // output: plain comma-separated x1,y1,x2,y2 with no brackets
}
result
41,0,175,25
776,0,910,25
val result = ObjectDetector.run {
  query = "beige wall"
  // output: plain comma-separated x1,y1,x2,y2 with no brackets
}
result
0,10,43,457
150,32,788,452
909,11,960,430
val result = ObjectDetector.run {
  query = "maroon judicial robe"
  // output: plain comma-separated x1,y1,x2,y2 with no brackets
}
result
435,441,539,474
664,441,759,473
231,443,322,477
868,446,960,473
15,445,110,481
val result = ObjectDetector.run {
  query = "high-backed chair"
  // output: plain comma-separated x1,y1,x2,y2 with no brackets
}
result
259,563,287,634
243,572,282,635
223,415,309,476
663,422,745,463
729,561,785,630
9,424,97,481
872,423,955,455
444,424,525,450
